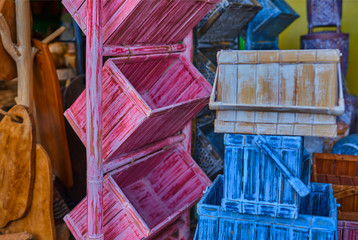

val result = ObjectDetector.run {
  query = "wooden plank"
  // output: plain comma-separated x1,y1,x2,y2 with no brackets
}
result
255,63,279,123
296,64,315,124
236,64,256,122
0,105,35,228
86,0,104,238
32,39,73,188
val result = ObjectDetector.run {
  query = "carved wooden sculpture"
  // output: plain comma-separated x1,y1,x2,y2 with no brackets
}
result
0,0,37,109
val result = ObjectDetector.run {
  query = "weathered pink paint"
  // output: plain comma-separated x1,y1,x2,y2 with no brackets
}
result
86,0,103,238
181,32,194,154
65,53,212,165
103,44,186,57
62,0,220,45
64,139,211,240
338,220,358,240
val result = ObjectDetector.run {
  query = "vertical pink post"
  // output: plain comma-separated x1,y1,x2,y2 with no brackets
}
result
86,0,103,239
181,31,194,154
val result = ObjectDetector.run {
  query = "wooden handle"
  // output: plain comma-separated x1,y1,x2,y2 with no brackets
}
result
254,135,311,197
42,26,65,44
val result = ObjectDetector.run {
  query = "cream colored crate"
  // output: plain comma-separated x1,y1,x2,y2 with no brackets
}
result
209,49,344,137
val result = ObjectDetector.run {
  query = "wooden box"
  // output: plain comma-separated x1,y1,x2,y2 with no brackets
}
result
65,53,212,163
209,49,344,137
197,0,262,42
62,0,220,45
195,175,337,240
64,139,211,240
338,220,358,240
312,153,358,221
223,134,310,218
248,0,298,41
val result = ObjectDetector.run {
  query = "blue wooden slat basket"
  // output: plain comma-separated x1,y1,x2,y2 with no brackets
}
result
248,0,299,41
195,175,338,240
222,134,310,218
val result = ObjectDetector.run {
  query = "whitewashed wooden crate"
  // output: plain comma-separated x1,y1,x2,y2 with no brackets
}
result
209,49,344,137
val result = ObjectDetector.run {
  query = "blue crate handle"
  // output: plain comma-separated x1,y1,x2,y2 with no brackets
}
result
254,135,311,197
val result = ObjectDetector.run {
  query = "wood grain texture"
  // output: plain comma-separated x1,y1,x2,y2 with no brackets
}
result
62,0,220,45
0,0,16,81
196,175,337,240
32,39,73,188
1,145,55,240
338,220,358,240
211,49,343,137
85,0,104,238
0,232,33,240
64,142,211,240
312,153,358,221
65,53,212,164
0,105,35,228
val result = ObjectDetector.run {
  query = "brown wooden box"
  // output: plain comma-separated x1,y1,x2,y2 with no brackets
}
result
312,153,358,221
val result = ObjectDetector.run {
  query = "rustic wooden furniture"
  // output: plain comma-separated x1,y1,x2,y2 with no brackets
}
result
209,49,344,137
312,153,358,221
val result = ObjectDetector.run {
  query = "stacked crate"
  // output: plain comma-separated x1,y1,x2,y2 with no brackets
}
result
61,0,224,239
195,49,343,239
194,0,262,179
246,0,299,50
312,153,358,240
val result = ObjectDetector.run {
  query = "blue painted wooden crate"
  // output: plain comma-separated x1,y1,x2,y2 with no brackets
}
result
248,0,298,41
195,175,338,240
223,134,310,218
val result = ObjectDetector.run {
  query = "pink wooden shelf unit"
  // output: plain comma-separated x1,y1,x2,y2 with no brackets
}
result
62,0,220,239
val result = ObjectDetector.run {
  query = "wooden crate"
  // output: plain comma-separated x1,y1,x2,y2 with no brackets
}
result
195,175,337,240
197,0,262,42
209,49,344,137
65,53,212,164
62,0,220,45
223,134,310,218
64,139,211,240
248,0,298,41
338,220,358,240
312,153,358,221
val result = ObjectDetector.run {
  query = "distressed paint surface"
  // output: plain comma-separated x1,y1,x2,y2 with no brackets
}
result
62,0,220,45
312,153,358,221
338,220,358,240
197,0,262,42
64,142,211,240
195,175,337,240
86,0,103,238
222,134,307,218
211,49,343,137
65,53,212,164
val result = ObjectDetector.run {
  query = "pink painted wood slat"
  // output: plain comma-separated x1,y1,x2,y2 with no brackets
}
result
85,0,103,238
62,0,220,45
64,140,211,240
65,53,212,165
